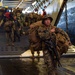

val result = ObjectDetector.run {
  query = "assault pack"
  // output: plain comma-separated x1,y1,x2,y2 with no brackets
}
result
29,21,71,56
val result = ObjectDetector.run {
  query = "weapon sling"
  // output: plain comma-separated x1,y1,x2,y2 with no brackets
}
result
44,34,62,67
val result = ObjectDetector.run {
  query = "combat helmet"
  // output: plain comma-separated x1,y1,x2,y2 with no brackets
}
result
42,15,53,24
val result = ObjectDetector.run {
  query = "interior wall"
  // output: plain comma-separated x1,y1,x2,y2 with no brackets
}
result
43,0,64,25
57,0,75,45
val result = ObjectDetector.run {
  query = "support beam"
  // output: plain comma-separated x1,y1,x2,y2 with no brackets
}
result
54,0,68,26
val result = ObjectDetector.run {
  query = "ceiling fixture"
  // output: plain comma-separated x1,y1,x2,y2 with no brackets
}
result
32,1,36,6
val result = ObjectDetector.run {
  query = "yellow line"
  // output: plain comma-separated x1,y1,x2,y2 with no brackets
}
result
64,66,75,73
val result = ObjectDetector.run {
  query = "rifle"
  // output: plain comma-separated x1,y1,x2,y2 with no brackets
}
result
44,34,62,67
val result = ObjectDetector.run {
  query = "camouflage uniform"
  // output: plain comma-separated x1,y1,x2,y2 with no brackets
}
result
37,23,71,75
38,25,57,75
25,13,42,27
29,18,71,75
4,19,14,45
16,13,23,34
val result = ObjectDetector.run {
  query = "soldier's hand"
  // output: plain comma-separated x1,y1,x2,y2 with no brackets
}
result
50,28,55,33
30,25,34,29
23,32,25,35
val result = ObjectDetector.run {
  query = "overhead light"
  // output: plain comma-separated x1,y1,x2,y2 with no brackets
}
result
25,7,30,11
22,6,33,14
32,1,36,6
22,10,25,14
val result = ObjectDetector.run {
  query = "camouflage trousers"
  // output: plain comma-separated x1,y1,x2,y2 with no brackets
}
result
5,32,14,45
43,50,57,75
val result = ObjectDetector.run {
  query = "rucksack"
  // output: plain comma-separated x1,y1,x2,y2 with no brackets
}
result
29,27,42,51
55,28,71,55
4,21,12,32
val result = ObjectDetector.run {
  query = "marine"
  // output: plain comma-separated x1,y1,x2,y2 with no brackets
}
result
29,15,71,75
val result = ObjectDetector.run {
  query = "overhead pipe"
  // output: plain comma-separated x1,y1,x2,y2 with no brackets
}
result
16,0,23,9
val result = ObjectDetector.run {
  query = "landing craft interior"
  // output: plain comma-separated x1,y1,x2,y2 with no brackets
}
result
0,0,75,56
0,0,75,75
0,0,64,56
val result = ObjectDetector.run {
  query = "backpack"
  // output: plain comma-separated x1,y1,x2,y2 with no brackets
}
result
55,28,70,55
4,26,11,31
28,21,42,51
29,27,42,51
4,21,12,32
